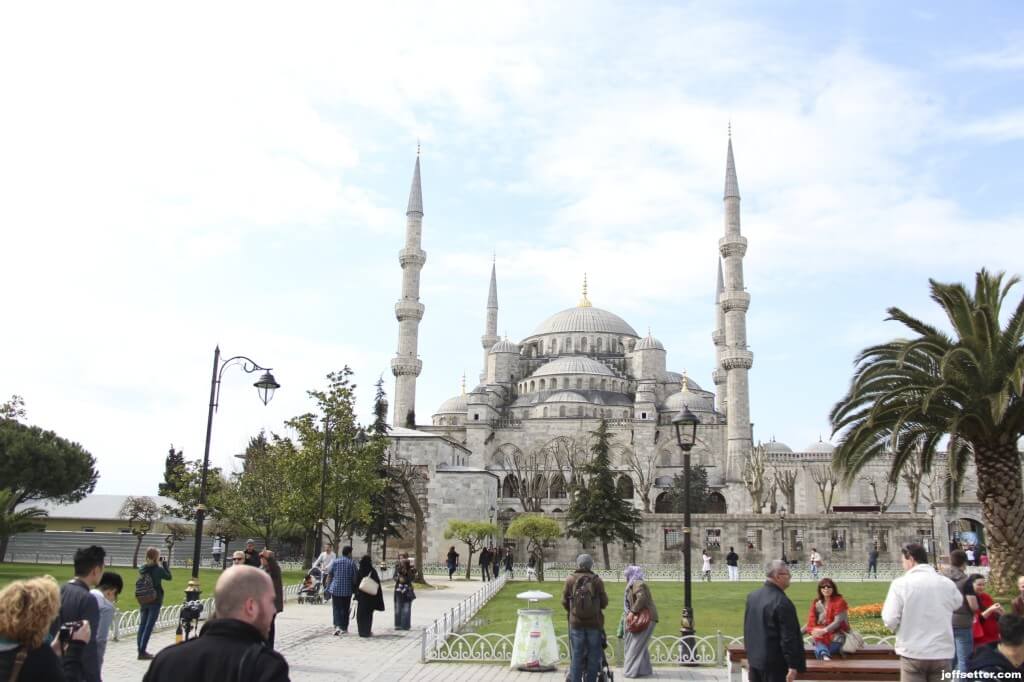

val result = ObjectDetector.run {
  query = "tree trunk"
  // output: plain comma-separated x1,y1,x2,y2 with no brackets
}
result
536,547,545,582
465,548,476,580
973,441,1024,595
601,541,610,569
132,533,144,568
397,475,428,585
302,528,315,570
0,534,9,563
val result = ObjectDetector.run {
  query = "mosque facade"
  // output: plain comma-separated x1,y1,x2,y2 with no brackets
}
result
384,138,985,567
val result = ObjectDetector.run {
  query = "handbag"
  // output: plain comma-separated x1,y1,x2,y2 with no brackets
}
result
972,614,985,640
396,582,416,601
626,608,651,633
358,576,379,596
841,630,865,654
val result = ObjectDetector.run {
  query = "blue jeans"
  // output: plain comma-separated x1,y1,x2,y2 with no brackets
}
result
952,626,973,672
569,627,603,682
394,593,412,629
332,594,352,631
814,640,842,659
137,603,160,653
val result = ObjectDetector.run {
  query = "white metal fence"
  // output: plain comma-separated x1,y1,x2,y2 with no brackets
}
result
420,574,508,662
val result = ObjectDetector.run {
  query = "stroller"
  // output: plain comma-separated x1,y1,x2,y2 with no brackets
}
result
297,566,325,604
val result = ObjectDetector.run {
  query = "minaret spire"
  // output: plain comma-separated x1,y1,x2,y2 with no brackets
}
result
579,273,592,307
480,257,499,380
719,131,753,485
391,152,427,427
711,258,728,415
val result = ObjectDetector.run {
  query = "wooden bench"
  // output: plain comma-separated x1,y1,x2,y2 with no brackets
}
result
728,646,898,682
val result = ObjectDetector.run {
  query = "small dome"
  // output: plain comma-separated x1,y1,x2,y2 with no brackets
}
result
664,388,715,413
531,356,616,378
533,306,638,337
491,338,519,354
663,371,702,391
805,439,835,454
634,334,665,351
434,394,469,415
763,438,793,454
544,391,590,403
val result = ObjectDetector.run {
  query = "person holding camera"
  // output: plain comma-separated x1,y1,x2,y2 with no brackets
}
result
0,576,90,681
52,545,104,682
137,547,172,660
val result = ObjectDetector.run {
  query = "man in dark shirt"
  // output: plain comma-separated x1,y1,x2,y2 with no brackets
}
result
743,559,806,682
53,545,106,682
479,546,492,582
726,546,740,581
867,544,879,577
243,539,261,567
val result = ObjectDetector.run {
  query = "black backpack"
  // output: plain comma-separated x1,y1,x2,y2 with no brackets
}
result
135,570,158,606
571,574,600,621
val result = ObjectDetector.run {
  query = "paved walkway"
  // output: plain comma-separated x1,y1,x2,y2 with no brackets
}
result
102,579,728,681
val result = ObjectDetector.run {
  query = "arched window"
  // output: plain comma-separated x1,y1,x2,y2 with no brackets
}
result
559,405,566,417
563,377,569,389
596,337,603,352
707,492,727,514
589,378,596,389
549,475,567,498
502,475,520,498
549,339,557,354
600,379,606,390
539,379,546,390
654,492,675,513
529,380,535,392
533,473,547,498
576,378,583,389
542,406,548,417
616,475,635,500
565,338,572,352
577,405,583,416
581,337,588,351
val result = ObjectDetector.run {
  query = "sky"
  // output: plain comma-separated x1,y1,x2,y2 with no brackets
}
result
1,1,1022,495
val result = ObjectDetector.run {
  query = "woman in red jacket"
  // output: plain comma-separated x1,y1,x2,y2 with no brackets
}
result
802,578,849,660
967,574,1003,650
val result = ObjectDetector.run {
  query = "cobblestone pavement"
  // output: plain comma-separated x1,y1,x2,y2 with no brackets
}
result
102,578,728,681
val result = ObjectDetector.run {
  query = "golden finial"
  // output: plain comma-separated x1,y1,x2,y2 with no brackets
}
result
681,369,689,392
579,273,592,307
461,372,466,395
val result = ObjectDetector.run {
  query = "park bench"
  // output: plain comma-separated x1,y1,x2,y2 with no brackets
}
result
738,658,900,681
728,645,897,682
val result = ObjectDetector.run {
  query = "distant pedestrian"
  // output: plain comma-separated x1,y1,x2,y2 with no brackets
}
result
446,546,459,580
211,537,224,568
242,539,261,568
504,551,513,577
809,548,822,580
622,565,657,678
1013,575,1024,617
142,566,289,682
136,547,172,661
393,554,415,630
259,550,283,648
882,543,963,682
742,559,806,682
312,543,336,573
326,545,358,635
0,576,90,682
726,547,740,581
354,555,385,637
90,571,123,673
562,553,609,682
801,578,849,660
867,545,879,578
702,550,713,582
52,545,105,681
527,553,538,581
479,547,492,582
492,547,502,579
965,546,976,566
940,549,975,673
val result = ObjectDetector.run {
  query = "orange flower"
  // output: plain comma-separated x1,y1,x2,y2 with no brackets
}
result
848,603,884,618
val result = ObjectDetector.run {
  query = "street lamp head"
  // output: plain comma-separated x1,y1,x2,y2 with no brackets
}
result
779,506,787,520
253,371,280,405
672,405,701,451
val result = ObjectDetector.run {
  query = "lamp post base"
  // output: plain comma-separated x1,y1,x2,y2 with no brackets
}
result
178,578,204,643
679,607,697,666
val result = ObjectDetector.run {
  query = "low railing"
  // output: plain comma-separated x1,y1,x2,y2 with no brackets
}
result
426,629,897,665
112,583,302,640
2,552,304,572
420,574,508,662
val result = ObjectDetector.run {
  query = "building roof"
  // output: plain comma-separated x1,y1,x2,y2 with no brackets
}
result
531,356,616,378
531,305,638,337
804,438,836,454
491,338,519,353
634,334,665,351
434,393,469,415
544,391,603,404
19,494,180,521
762,438,793,454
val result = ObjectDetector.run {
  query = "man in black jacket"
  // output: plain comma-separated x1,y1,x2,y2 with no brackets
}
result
743,559,806,682
51,545,105,682
143,565,290,682
970,614,1024,675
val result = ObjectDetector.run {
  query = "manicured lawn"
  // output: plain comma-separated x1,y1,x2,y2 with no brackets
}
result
467,580,893,638
0,563,307,601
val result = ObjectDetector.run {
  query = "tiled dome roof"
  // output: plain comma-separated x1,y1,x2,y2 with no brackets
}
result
532,306,638,337
531,357,616,378
434,394,468,415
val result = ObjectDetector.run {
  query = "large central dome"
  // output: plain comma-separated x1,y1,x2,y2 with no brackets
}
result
532,306,639,337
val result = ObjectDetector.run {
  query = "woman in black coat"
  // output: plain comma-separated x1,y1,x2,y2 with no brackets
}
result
354,555,385,637
259,550,284,648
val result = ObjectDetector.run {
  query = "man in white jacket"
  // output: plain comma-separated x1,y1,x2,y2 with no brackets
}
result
882,543,964,682
312,543,336,573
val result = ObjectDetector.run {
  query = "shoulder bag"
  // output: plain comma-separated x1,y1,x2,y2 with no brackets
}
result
841,630,865,654
358,575,379,596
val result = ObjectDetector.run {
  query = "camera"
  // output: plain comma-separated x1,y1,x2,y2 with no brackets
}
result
180,600,204,622
58,621,83,644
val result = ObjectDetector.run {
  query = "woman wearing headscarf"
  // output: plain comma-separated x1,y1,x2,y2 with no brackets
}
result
354,555,385,637
393,554,415,630
622,565,658,678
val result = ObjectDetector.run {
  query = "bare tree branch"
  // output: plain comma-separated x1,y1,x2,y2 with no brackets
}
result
742,445,769,513
772,468,798,511
809,465,839,514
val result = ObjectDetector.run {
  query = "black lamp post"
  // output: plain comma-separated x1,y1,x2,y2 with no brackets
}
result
779,506,788,564
186,346,279,600
672,405,700,663
928,505,937,568
315,416,332,563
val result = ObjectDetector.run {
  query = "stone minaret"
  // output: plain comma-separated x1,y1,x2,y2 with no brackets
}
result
711,258,728,416
719,132,753,482
391,152,426,427
480,258,499,381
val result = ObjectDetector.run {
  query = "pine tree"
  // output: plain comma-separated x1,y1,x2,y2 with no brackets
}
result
566,420,641,568
360,379,409,559
157,445,186,497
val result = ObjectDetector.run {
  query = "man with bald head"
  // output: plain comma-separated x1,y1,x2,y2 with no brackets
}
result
743,559,806,682
143,565,290,682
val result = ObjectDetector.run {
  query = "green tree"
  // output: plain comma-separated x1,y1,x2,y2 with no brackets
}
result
218,435,301,548
0,417,98,561
444,520,498,580
0,490,47,562
830,269,1024,594
119,496,162,568
0,395,26,422
663,465,713,514
357,379,409,560
158,457,226,522
157,445,186,497
505,514,562,581
565,420,641,568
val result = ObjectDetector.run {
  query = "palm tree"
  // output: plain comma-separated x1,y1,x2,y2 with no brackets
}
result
830,269,1024,594
0,489,48,562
